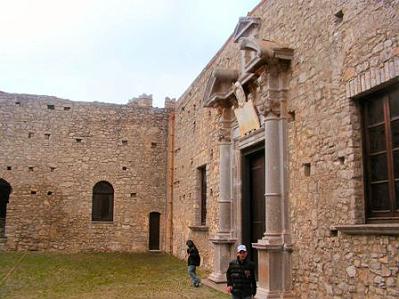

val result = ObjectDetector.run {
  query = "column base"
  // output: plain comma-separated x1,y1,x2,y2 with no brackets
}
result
255,288,296,299
208,235,236,283
208,272,227,283
253,239,294,298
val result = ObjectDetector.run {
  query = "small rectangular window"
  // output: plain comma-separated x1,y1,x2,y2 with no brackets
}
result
198,165,207,226
47,104,55,110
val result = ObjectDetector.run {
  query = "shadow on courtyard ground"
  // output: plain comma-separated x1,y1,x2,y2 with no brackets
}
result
0,251,229,299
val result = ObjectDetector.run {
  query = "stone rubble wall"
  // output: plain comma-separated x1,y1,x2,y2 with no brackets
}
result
0,93,170,252
173,0,399,298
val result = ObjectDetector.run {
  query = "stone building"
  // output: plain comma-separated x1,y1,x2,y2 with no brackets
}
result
1,0,399,298
0,92,174,252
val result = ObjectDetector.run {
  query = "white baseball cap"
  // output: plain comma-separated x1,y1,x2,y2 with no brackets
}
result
237,244,247,252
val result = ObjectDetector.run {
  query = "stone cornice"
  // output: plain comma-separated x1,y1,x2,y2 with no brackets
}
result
232,16,261,42
331,223,399,235
239,38,294,74
203,68,239,108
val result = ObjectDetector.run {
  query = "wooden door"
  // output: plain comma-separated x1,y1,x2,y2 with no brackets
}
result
242,148,265,277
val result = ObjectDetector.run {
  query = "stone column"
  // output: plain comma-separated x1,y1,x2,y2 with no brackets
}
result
253,66,295,298
208,107,236,283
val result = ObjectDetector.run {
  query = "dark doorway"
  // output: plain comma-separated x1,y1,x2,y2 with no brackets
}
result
149,212,160,250
0,179,12,237
242,147,265,278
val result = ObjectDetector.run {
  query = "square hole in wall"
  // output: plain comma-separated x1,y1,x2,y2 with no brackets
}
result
15,101,21,105
50,167,56,172
76,138,82,143
64,106,71,111
7,166,12,170
130,192,137,197
122,166,127,170
47,104,55,110
122,140,128,145
28,167,34,171
151,142,157,148
31,190,37,195
28,132,34,138
44,133,51,139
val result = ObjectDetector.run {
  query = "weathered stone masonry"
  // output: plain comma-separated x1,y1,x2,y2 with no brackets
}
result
172,0,399,298
0,92,172,252
1,0,399,298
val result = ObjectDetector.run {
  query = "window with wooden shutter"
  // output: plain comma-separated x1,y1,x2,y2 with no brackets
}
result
362,83,399,222
92,181,114,222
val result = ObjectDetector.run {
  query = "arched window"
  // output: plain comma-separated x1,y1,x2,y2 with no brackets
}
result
92,181,114,222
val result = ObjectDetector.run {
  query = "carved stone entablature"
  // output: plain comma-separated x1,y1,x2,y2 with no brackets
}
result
233,17,261,42
203,69,239,108
239,38,294,75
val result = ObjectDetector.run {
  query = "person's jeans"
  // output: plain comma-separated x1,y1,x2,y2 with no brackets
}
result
188,265,200,286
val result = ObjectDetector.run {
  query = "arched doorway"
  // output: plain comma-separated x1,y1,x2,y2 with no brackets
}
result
0,179,12,237
149,212,160,250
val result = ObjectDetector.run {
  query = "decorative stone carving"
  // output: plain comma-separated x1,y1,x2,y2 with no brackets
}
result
239,38,294,74
203,69,239,108
258,95,281,117
232,82,261,136
233,17,261,42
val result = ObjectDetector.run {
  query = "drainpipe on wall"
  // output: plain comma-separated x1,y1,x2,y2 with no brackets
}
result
166,107,175,254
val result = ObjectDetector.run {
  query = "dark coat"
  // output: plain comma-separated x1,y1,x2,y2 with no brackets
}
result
226,257,257,297
187,246,201,266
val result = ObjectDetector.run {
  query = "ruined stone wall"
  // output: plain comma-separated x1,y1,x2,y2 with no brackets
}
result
0,92,170,252
174,0,399,297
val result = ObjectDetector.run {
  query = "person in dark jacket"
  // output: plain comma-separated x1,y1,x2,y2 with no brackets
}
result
186,240,201,287
226,244,256,299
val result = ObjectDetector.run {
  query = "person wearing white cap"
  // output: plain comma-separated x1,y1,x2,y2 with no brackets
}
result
226,244,256,299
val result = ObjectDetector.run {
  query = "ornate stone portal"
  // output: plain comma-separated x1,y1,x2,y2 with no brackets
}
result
203,17,295,298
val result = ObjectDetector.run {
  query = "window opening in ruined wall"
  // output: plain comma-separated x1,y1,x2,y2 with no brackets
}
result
198,165,207,226
362,83,399,222
92,181,114,222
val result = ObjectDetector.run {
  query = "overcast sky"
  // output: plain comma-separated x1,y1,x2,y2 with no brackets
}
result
0,0,260,107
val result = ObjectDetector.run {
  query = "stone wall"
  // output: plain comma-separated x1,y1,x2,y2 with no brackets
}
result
0,92,171,252
173,0,399,298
